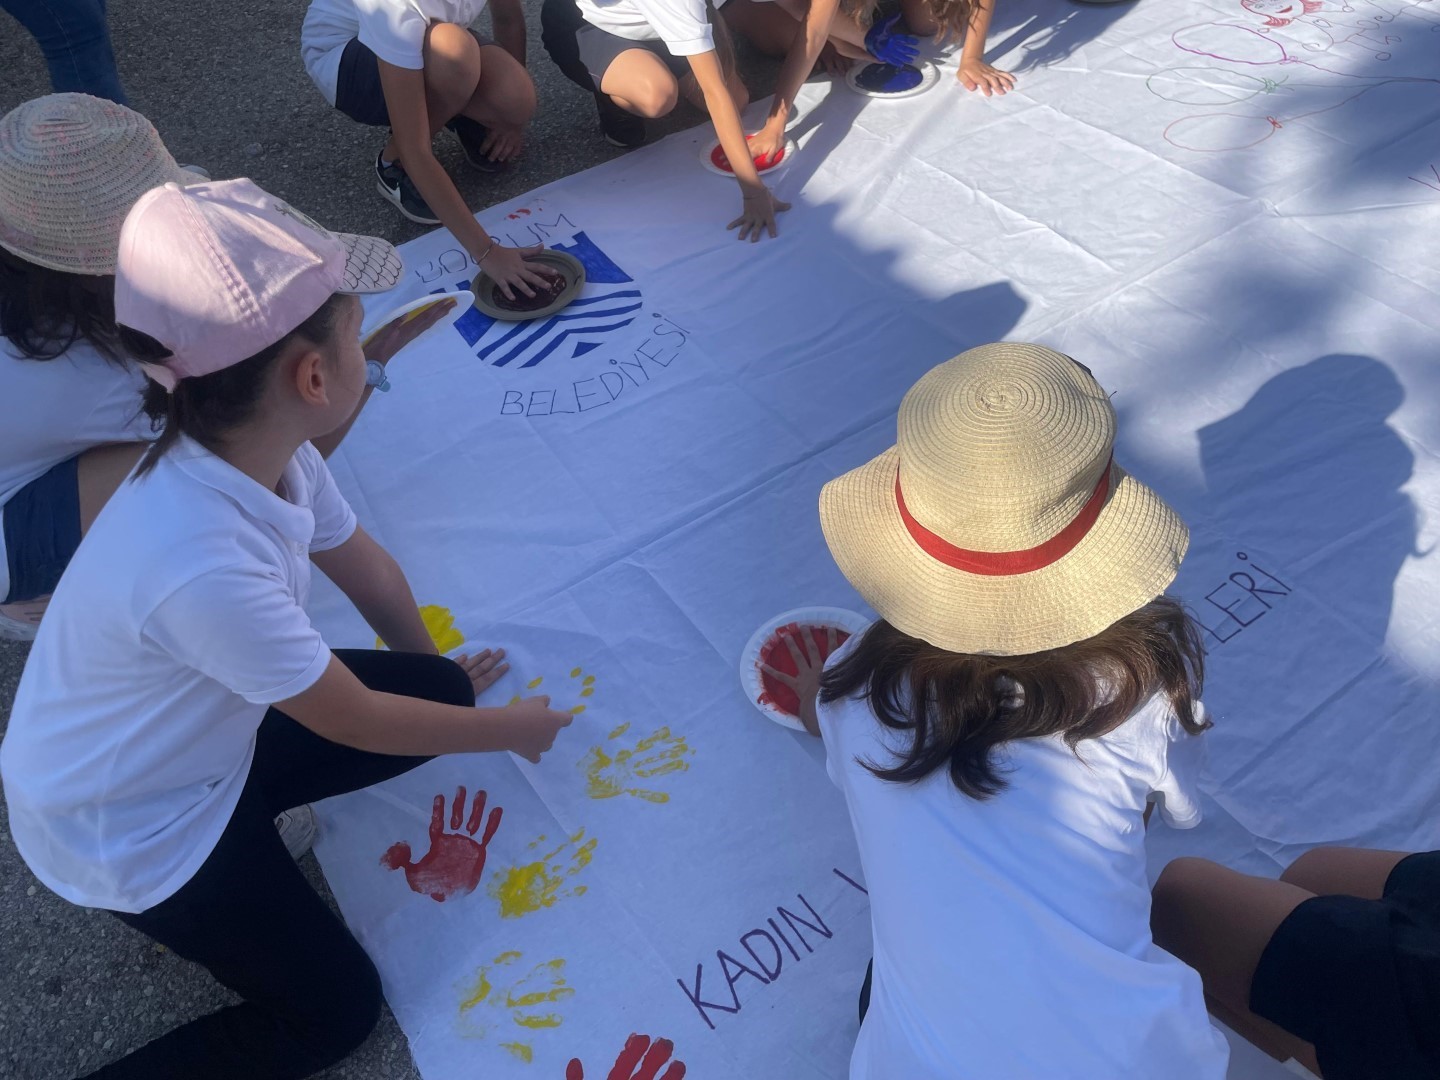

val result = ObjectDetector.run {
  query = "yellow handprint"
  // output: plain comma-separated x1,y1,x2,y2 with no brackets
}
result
579,723,692,804
376,604,465,653
508,666,596,716
456,950,575,1062
488,829,597,919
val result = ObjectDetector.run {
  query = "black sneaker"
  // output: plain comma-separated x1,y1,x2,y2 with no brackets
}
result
446,116,506,174
595,92,644,149
375,151,440,225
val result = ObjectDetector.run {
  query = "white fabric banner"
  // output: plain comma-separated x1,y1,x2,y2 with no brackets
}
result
309,0,1440,1074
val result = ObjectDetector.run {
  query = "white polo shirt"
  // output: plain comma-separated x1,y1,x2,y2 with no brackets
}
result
302,0,494,105
819,635,1230,1079
0,337,150,600
577,0,720,56
1,437,356,913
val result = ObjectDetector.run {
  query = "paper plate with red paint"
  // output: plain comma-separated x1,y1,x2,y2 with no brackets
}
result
740,607,870,731
701,134,797,178
360,289,476,349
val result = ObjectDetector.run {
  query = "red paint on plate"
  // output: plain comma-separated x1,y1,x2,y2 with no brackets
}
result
710,135,786,174
757,622,851,717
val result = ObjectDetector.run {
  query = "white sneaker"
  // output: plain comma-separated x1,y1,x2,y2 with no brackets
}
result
274,805,317,859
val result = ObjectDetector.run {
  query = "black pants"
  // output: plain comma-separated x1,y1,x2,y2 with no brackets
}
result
539,0,599,94
82,649,471,1080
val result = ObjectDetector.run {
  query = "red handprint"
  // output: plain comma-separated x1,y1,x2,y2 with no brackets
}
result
380,787,502,902
566,1034,686,1080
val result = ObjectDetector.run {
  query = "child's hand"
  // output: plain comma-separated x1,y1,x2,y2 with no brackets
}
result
362,297,457,365
748,122,787,168
456,647,510,700
485,243,560,301
481,122,525,164
865,12,920,66
958,59,1014,96
500,695,576,763
727,186,791,243
762,624,836,736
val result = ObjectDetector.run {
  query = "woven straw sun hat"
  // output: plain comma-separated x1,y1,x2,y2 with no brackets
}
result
0,93,196,276
819,342,1189,656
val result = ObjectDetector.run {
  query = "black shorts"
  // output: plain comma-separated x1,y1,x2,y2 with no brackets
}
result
334,31,496,128
1250,851,1440,1080
3,455,82,603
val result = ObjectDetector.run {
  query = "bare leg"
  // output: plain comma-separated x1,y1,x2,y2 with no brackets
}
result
899,0,939,37
772,0,871,56
1281,848,1410,901
600,49,681,118
1151,857,1324,1075
676,65,748,115
723,0,801,56
461,43,537,129
77,442,147,533
383,22,483,161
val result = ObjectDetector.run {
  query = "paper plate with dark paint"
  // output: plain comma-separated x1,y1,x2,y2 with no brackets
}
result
701,134,797,178
470,250,586,323
740,607,870,732
360,290,476,349
845,60,940,99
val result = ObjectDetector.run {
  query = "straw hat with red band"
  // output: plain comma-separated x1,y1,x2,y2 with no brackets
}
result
818,342,1189,656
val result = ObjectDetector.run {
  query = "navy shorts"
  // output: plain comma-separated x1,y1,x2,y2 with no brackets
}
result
3,455,82,604
335,31,496,128
1250,851,1440,1080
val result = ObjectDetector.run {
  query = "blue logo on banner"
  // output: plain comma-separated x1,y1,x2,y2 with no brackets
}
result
449,231,641,369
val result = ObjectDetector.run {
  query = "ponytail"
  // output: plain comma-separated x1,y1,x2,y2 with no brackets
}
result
120,293,345,479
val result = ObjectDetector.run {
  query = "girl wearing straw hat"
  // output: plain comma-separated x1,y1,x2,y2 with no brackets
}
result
764,343,1229,1077
0,93,442,643
0,176,576,1077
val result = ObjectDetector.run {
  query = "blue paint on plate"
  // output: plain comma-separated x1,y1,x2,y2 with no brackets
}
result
855,63,924,93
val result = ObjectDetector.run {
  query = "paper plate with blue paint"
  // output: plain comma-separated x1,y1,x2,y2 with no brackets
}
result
845,60,940,99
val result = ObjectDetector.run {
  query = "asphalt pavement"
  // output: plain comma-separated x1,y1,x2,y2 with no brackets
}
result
0,3,779,1076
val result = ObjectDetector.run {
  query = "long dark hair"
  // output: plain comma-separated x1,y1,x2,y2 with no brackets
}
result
839,0,978,44
119,294,344,478
819,597,1208,800
0,248,124,363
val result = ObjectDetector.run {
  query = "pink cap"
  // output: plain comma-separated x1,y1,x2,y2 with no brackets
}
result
115,178,403,390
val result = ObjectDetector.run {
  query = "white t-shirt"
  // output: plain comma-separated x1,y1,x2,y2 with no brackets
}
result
818,636,1230,1080
577,0,719,56
0,337,150,599
1,437,356,913
302,0,493,105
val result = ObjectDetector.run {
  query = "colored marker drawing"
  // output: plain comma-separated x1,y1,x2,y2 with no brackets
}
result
510,667,596,716
489,829,597,918
457,951,575,1062
580,723,693,804
377,604,465,653
381,787,502,903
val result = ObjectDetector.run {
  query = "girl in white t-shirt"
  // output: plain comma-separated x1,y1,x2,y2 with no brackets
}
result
764,343,1230,1078
301,0,559,299
0,178,576,1077
541,0,790,240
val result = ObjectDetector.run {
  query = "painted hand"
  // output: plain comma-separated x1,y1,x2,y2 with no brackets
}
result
566,1034,687,1080
957,58,1014,96
362,298,457,364
761,624,836,730
381,787,503,902
865,13,920,66
748,122,787,167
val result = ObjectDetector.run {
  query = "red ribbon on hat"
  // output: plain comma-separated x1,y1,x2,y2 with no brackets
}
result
894,459,1113,577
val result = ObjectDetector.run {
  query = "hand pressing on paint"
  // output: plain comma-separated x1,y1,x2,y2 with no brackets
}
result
456,648,510,700
761,624,836,738
864,12,920,66
381,786,503,902
566,1034,686,1080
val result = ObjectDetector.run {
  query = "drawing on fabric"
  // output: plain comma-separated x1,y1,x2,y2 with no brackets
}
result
377,604,465,653
456,951,575,1061
580,723,693,804
1156,0,1439,152
567,1034,687,1080
1411,164,1440,191
381,787,503,903
488,829,597,918
509,667,595,716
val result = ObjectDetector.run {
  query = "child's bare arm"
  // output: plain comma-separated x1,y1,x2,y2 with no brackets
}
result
957,0,1015,95
312,526,435,655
